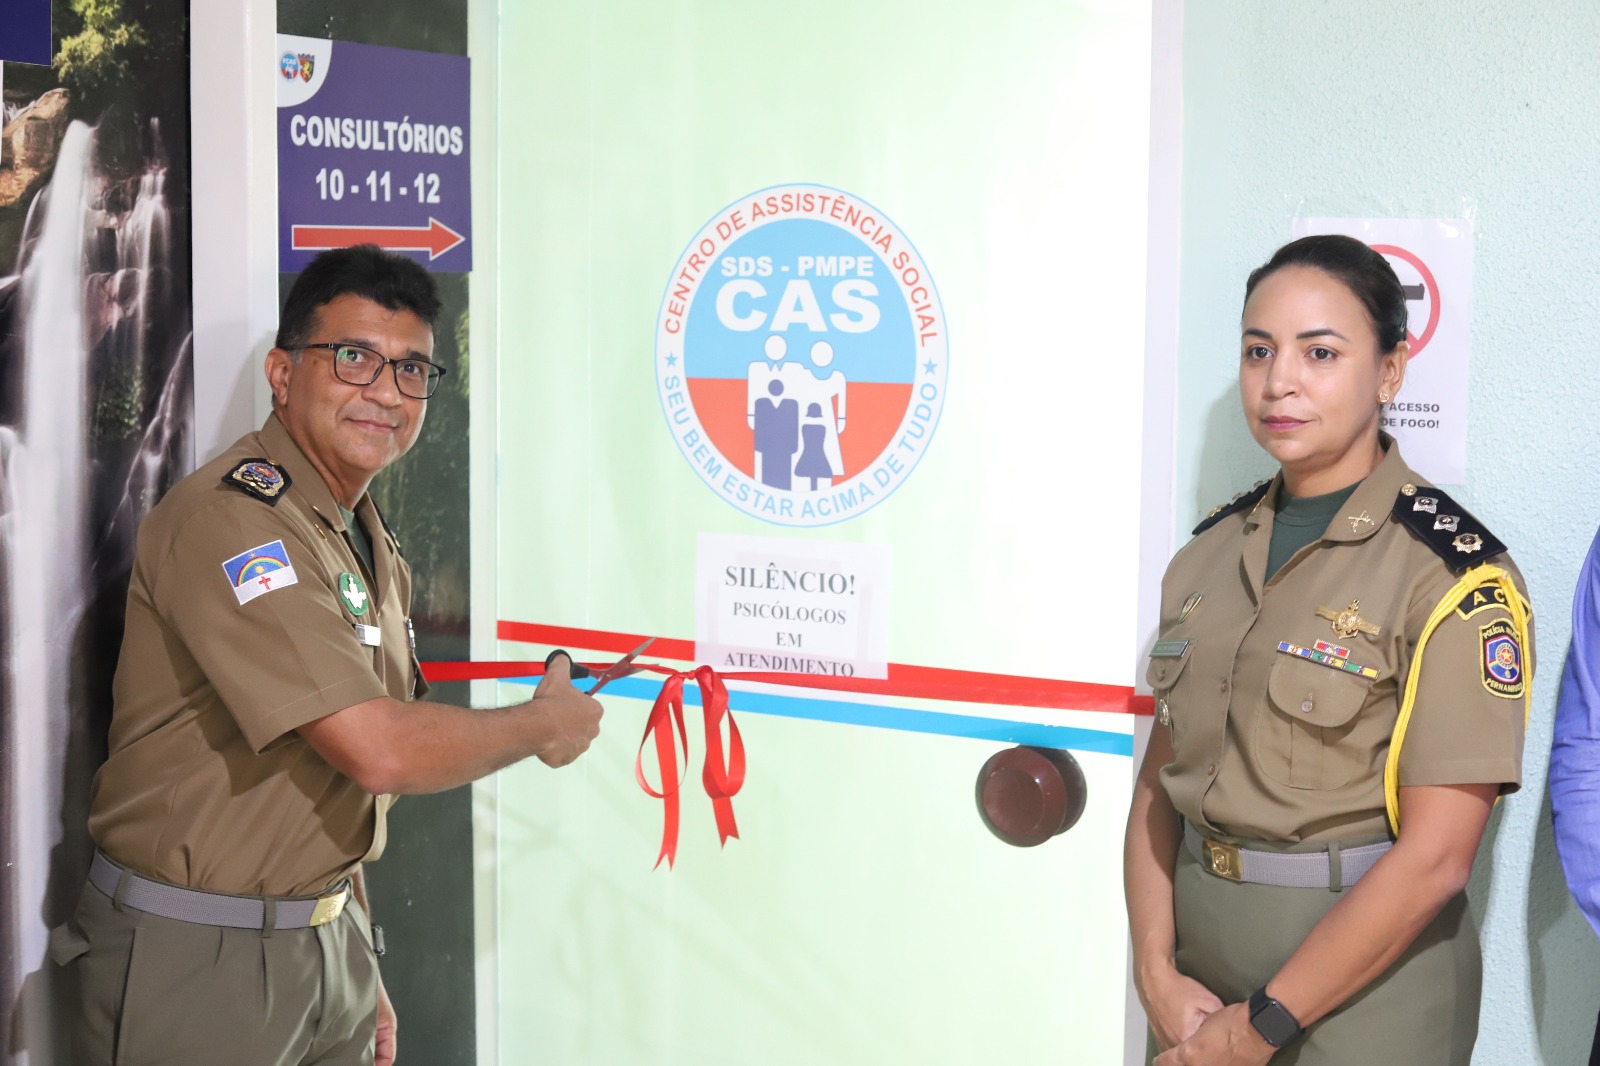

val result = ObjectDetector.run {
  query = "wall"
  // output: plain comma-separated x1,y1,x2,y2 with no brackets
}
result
1177,3,1600,1061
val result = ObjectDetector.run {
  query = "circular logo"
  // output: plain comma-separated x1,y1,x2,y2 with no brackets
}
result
339,572,370,616
655,183,948,527
279,53,301,80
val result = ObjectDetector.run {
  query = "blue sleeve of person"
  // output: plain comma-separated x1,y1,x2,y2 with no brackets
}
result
1552,525,1600,939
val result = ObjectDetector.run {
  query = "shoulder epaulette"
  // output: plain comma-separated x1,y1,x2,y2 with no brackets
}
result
1391,484,1506,572
1192,480,1271,536
221,458,291,506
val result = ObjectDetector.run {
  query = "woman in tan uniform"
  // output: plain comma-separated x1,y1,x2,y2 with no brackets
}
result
1124,235,1532,1066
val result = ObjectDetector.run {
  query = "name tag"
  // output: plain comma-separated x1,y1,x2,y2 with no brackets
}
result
352,623,382,647
1151,639,1190,659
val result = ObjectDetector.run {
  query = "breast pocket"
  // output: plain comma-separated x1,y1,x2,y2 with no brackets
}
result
1256,655,1374,790
1146,641,1193,744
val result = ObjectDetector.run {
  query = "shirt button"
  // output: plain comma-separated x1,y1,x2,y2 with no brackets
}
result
1206,763,1217,776
1220,680,1229,694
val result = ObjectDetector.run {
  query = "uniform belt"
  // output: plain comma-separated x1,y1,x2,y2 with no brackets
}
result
88,851,351,929
1183,823,1392,889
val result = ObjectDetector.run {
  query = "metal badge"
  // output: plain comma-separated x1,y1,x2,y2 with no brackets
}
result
1401,483,1417,496
405,618,416,650
1156,699,1171,727
1315,600,1381,639
1434,514,1460,532
1454,533,1483,554
1180,592,1203,621
1413,497,1438,514
352,623,382,647
1347,511,1374,534
1151,639,1191,659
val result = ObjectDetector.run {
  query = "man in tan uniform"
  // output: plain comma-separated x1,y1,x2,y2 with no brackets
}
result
52,245,602,1066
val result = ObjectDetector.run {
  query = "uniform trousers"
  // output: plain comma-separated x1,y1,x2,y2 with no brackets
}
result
51,877,379,1065
1148,841,1481,1065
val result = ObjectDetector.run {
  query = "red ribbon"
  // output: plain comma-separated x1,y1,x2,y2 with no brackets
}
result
634,665,745,869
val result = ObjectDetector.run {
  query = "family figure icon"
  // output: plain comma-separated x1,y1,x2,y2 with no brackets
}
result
746,335,847,491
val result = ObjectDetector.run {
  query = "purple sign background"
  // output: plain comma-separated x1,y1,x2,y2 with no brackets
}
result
0,0,52,65
277,39,471,272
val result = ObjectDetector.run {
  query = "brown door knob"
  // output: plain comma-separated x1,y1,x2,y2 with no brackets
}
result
975,746,1087,847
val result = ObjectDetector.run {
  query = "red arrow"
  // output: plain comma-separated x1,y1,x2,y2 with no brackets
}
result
291,217,465,260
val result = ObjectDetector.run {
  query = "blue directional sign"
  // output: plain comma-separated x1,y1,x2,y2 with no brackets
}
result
277,35,472,272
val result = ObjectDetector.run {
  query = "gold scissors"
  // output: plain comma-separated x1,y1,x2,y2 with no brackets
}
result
545,637,656,695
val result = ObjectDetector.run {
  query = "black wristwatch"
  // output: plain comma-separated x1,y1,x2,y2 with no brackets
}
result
1247,987,1303,1048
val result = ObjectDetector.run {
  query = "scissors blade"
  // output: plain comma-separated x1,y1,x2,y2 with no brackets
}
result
587,637,656,695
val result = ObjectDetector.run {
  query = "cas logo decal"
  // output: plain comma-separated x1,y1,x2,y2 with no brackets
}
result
656,183,947,527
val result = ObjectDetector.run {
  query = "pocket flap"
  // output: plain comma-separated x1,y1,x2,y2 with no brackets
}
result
47,922,89,966
1146,642,1193,691
1267,654,1371,728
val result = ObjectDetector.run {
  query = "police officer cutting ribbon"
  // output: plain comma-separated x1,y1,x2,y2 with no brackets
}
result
1125,235,1532,1066
55,246,604,1065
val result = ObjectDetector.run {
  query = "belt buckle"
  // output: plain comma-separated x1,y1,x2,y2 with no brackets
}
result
1202,838,1243,882
310,886,348,927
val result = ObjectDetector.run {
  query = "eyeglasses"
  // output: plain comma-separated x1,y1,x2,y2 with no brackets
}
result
296,343,448,400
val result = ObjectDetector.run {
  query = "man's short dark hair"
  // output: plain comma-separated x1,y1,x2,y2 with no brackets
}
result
275,244,443,350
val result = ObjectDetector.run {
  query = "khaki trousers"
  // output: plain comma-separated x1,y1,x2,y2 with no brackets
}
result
1148,842,1481,1066
52,878,379,1066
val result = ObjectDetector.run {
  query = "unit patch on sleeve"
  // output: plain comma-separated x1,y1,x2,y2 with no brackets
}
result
222,458,292,505
221,540,300,605
1456,582,1510,621
1479,618,1524,699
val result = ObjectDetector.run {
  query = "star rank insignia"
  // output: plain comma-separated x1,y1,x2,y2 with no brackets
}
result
1391,485,1506,572
1316,600,1382,640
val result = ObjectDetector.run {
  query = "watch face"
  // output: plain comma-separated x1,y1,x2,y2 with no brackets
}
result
1249,991,1302,1047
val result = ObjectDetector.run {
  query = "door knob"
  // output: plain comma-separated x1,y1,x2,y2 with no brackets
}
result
974,746,1087,847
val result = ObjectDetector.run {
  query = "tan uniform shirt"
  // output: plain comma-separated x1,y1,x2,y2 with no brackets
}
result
88,415,427,895
1150,442,1531,845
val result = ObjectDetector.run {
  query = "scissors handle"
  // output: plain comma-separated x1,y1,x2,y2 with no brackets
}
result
544,649,591,680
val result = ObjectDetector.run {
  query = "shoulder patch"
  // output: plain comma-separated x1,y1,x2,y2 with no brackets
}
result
221,540,299,605
1455,581,1511,620
1192,480,1272,536
1480,618,1524,699
222,459,292,505
1390,486,1505,572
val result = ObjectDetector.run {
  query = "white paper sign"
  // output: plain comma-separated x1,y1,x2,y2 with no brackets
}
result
695,533,890,679
1290,217,1474,484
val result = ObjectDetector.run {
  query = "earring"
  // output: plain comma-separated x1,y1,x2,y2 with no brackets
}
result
1378,392,1390,403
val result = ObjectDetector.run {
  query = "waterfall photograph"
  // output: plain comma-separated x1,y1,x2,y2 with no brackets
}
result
0,0,192,1058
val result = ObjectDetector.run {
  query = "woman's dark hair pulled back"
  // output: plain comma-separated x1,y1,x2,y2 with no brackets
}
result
1244,235,1408,353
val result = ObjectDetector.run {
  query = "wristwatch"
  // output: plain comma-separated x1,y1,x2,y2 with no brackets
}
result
1247,987,1303,1048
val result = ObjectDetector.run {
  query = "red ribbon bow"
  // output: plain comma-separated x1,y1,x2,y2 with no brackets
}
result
634,666,746,869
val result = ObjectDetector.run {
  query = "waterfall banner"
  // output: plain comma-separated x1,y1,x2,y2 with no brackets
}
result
0,5,194,1057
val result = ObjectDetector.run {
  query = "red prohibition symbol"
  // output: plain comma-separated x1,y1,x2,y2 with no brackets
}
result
1370,243,1441,358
